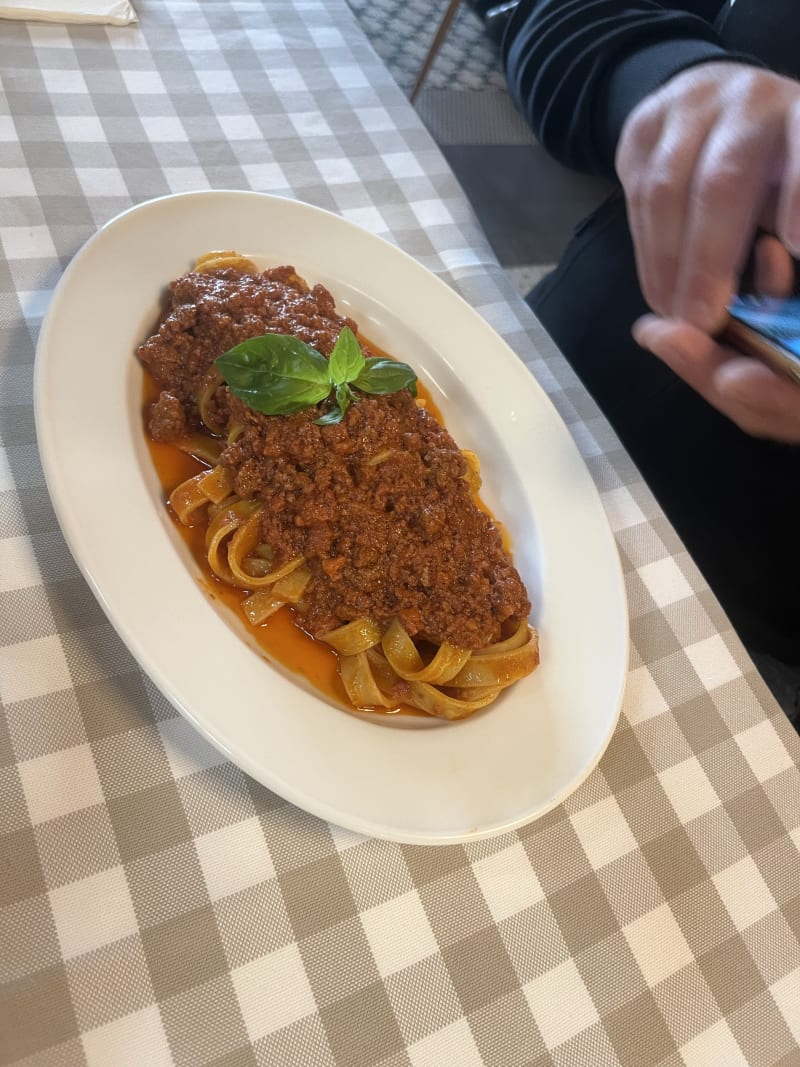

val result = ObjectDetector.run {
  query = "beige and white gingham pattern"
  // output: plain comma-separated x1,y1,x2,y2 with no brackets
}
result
1,1,800,1064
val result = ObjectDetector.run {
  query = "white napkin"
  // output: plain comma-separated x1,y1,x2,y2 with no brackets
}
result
0,0,136,24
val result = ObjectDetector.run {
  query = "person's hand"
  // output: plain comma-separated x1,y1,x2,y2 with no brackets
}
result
616,64,800,441
632,315,800,441
616,61,800,331
633,235,800,442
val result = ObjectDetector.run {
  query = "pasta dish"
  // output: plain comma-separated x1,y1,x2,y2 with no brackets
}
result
137,252,538,718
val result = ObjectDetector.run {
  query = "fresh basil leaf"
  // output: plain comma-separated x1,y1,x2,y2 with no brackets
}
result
327,327,365,386
215,333,334,416
354,357,418,397
232,376,332,416
214,330,418,421
314,382,355,426
215,334,331,391
336,381,355,418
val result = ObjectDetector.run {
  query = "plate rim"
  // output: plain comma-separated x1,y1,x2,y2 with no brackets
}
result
33,189,629,844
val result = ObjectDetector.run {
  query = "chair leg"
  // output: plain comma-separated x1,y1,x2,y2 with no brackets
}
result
410,0,463,104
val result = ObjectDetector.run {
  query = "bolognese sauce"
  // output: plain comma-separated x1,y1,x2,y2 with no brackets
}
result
137,260,537,718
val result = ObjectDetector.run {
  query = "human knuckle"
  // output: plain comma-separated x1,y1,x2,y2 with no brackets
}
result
729,67,795,118
646,170,682,209
634,94,663,126
627,154,693,217
730,66,763,101
681,79,721,111
621,103,662,149
696,161,746,203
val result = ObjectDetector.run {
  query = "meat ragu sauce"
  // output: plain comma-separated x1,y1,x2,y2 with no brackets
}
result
138,265,531,652
143,421,354,710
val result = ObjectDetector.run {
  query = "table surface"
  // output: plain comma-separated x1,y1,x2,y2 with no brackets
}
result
1,2,799,1065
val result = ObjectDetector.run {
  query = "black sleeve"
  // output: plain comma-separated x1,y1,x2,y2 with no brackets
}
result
502,0,760,176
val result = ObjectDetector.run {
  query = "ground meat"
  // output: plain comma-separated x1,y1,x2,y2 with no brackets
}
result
138,266,357,428
138,267,532,649
149,390,191,441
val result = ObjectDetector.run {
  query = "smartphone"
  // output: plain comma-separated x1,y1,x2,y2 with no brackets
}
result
720,294,800,384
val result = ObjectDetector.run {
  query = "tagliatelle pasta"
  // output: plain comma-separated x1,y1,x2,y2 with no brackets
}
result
137,254,539,719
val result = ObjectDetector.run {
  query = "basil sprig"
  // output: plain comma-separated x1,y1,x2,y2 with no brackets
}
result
215,326,417,426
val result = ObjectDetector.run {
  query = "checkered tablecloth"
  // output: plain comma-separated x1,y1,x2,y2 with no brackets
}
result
1,1,799,1065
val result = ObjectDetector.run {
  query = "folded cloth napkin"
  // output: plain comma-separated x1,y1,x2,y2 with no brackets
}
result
0,0,136,23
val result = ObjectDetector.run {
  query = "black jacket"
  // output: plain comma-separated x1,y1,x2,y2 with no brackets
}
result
503,1,795,176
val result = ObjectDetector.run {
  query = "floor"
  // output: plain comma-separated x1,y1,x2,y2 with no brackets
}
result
347,0,612,296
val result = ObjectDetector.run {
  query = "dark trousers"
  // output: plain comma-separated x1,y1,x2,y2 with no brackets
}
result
528,191,800,667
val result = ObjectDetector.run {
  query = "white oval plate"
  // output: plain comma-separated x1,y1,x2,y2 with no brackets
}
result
34,190,627,845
